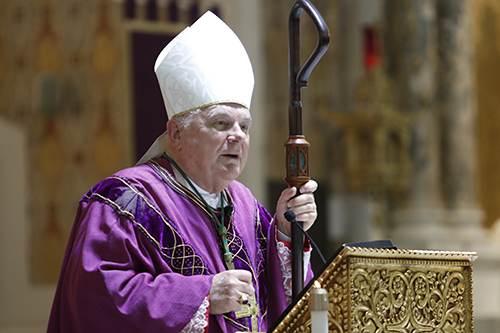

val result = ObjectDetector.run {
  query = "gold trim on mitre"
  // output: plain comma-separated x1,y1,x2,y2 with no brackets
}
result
172,99,251,119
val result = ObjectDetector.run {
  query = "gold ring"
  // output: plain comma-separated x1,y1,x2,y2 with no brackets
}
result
238,293,249,305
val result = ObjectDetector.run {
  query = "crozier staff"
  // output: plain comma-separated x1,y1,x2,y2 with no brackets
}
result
48,11,318,333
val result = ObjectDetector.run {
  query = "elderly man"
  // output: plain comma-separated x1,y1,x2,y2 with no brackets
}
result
48,12,317,333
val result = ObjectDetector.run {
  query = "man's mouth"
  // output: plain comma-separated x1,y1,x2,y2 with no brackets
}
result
223,154,239,158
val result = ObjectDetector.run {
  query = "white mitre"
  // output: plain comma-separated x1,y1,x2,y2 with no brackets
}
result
136,11,254,165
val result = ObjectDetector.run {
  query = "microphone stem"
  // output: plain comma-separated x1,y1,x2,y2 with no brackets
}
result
293,220,326,264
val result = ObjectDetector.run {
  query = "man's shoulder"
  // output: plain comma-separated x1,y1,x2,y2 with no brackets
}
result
113,163,157,180
105,164,157,187
84,164,161,200
228,180,257,203
228,179,250,192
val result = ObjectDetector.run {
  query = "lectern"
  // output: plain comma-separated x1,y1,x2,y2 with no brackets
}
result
269,246,477,333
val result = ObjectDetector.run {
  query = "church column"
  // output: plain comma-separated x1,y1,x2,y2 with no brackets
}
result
436,4,500,332
436,0,484,244
384,0,448,250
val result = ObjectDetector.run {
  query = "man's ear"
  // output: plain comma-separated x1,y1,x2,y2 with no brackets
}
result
166,119,183,150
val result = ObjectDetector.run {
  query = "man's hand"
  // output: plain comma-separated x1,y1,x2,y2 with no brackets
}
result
276,180,318,238
208,270,255,314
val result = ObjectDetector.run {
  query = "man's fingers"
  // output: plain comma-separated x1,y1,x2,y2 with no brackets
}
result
287,193,315,210
235,269,252,283
208,270,256,314
299,180,318,194
237,272,255,297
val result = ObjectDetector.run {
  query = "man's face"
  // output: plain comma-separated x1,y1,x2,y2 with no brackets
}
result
177,103,252,192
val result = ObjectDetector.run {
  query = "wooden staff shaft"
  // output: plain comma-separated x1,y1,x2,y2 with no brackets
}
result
285,0,330,301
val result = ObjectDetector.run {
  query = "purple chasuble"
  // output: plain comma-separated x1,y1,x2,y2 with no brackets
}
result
47,157,307,332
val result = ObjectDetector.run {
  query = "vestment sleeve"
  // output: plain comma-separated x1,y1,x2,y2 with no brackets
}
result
275,228,312,304
180,296,210,333
48,200,213,332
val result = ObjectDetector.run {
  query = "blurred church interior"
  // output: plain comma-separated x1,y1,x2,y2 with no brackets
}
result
1,0,500,331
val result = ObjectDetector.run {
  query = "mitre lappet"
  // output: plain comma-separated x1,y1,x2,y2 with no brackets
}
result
137,11,255,165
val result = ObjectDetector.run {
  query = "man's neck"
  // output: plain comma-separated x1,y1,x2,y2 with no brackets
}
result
170,162,223,209
165,147,230,194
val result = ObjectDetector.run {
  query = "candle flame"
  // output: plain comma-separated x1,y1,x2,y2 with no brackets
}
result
313,281,321,289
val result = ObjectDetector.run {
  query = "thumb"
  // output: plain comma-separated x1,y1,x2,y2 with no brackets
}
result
278,186,297,206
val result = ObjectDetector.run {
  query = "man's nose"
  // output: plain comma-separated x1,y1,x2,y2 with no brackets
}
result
227,123,246,142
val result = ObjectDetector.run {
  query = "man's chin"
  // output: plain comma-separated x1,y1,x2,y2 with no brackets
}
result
219,164,243,180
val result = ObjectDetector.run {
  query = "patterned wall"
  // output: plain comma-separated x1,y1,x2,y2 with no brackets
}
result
0,0,226,284
0,0,127,284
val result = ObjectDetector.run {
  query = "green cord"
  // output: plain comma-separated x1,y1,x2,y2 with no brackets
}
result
162,153,234,268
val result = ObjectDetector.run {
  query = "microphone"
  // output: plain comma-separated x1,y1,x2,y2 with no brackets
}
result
284,210,326,264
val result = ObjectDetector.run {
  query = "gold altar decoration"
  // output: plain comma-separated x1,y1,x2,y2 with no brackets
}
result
270,247,476,333
318,68,412,194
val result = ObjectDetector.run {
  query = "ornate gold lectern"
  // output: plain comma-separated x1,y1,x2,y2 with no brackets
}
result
269,247,477,333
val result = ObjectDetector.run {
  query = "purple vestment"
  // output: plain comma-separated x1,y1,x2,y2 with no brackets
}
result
47,157,313,332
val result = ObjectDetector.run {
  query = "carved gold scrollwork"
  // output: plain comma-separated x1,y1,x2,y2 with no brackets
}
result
350,267,469,332
269,249,474,333
324,263,348,333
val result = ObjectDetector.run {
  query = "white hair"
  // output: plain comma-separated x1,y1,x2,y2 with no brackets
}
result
172,109,203,129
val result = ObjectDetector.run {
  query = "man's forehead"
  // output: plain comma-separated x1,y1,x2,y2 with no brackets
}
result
203,104,252,121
